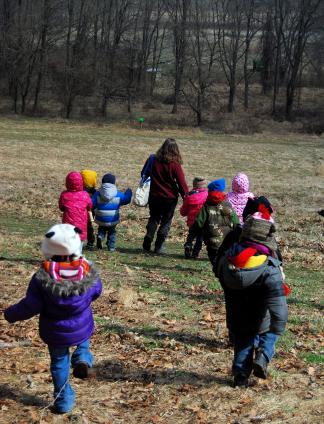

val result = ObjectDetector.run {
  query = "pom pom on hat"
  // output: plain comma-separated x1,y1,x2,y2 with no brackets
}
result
242,196,273,222
208,178,226,192
41,224,82,259
102,173,116,184
193,176,207,188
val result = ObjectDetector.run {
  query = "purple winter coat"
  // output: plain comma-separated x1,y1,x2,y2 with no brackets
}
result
4,266,102,347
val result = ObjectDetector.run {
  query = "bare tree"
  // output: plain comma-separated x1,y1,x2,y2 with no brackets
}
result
149,0,166,97
183,0,217,125
99,0,132,117
243,0,258,109
214,0,246,113
164,0,191,114
279,0,321,120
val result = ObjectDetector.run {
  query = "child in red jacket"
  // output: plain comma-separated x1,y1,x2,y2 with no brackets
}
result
180,177,208,259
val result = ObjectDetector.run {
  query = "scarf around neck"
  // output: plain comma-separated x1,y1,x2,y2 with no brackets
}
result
42,258,90,282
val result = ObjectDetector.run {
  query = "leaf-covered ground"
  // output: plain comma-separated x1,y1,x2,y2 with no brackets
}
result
0,117,323,423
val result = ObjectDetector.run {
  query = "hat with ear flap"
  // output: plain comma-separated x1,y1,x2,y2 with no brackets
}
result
41,224,82,259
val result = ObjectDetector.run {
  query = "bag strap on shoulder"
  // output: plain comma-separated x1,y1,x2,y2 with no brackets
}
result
141,154,155,182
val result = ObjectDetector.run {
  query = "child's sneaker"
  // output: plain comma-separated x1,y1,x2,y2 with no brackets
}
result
96,237,103,250
73,361,89,379
253,350,268,379
108,247,116,252
86,244,95,251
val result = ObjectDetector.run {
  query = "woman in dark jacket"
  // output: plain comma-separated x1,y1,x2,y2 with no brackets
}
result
142,138,189,254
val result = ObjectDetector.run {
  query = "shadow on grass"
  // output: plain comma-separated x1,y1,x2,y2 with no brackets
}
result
101,322,226,349
117,247,144,255
155,286,223,302
0,383,48,407
118,246,189,261
126,260,210,274
96,360,230,386
288,297,323,312
0,256,39,265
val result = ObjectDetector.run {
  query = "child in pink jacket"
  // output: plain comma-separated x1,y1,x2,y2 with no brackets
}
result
59,172,92,242
226,173,254,225
180,177,208,259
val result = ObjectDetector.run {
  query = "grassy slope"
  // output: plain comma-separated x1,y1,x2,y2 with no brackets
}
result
0,117,323,423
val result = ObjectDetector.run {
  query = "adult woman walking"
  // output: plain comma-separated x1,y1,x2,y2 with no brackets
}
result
142,138,188,254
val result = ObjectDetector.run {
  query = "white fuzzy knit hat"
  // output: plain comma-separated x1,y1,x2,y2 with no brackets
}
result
41,224,82,259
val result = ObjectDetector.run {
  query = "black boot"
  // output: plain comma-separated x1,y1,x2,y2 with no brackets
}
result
233,374,249,388
96,237,103,250
143,236,152,252
184,243,192,259
73,362,89,379
253,350,268,379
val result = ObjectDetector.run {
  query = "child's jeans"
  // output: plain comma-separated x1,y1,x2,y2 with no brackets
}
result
184,226,204,257
232,332,278,377
98,225,117,250
48,339,93,413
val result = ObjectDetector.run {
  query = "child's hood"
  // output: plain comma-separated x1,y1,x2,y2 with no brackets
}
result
35,265,99,297
66,172,84,192
218,255,269,290
99,183,118,201
232,173,250,194
186,188,208,205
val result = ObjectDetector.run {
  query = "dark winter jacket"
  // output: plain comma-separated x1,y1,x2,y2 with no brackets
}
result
195,192,240,251
214,224,283,276
4,266,102,347
217,252,288,337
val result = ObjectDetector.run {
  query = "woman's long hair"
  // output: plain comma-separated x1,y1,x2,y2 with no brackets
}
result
156,138,183,164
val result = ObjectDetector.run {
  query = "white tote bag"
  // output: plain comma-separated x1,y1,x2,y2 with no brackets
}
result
133,177,151,207
134,154,154,207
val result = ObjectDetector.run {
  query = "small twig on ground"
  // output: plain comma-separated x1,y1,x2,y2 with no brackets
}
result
39,378,69,421
0,340,32,349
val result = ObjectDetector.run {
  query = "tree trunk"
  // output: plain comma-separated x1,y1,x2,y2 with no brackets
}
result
33,0,49,114
243,51,249,110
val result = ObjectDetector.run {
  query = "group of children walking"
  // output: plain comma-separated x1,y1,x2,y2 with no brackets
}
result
59,170,132,252
3,146,289,413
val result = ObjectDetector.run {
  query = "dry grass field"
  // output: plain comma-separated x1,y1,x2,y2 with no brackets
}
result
0,116,323,423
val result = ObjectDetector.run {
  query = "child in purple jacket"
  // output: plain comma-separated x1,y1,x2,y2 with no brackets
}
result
4,224,102,414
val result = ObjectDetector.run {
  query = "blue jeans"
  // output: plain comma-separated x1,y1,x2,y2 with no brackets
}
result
48,339,93,413
98,225,117,250
232,332,278,377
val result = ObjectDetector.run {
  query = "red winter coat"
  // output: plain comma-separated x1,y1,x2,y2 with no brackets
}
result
59,172,92,241
180,187,208,227
148,159,189,199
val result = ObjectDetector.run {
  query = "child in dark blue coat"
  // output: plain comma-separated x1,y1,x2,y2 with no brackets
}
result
216,208,288,387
